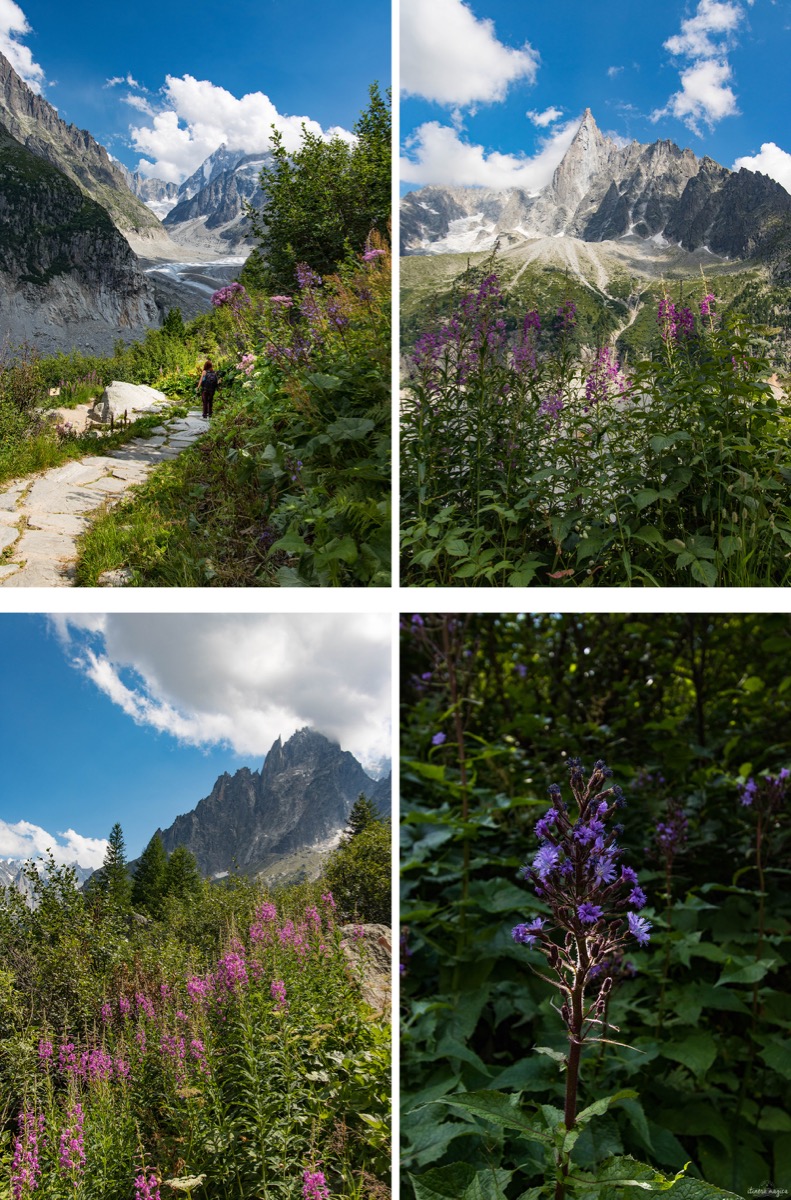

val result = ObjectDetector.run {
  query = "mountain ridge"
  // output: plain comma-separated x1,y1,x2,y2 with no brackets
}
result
401,110,791,262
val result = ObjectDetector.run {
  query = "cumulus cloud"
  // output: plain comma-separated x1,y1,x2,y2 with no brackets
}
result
401,115,580,190
526,106,563,128
401,0,539,109
0,0,44,92
130,74,353,182
607,66,624,78
653,0,748,134
734,141,791,193
50,614,391,774
0,819,108,869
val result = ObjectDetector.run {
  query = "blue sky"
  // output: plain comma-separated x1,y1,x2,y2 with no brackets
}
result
401,0,791,194
0,615,391,868
2,0,390,181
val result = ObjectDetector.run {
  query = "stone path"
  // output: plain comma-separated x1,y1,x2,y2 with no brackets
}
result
0,409,209,587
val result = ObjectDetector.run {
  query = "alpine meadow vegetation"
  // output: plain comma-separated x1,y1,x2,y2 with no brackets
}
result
400,263,791,587
0,819,391,1199
400,613,791,1200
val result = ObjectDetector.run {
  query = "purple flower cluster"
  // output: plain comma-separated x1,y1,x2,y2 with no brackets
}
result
134,1173,162,1200
511,758,651,1042
210,282,251,311
271,979,288,1012
700,292,716,317
583,346,630,409
539,392,564,427
58,1103,85,1174
11,1110,44,1200
657,298,695,343
362,247,386,262
557,299,577,332
739,767,789,809
654,805,689,855
295,263,322,290
303,1168,331,1200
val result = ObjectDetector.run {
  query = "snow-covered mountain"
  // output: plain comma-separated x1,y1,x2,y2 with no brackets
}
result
401,109,791,262
161,145,271,254
0,858,94,905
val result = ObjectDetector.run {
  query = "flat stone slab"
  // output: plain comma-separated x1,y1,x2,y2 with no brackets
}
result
0,404,209,587
0,525,19,552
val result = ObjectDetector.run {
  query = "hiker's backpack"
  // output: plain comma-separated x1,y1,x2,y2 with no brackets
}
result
203,370,219,396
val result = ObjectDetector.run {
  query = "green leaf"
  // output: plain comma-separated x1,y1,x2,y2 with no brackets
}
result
660,1033,717,1078
742,675,765,693
689,558,718,587
271,531,309,554
326,417,375,441
758,1106,791,1131
575,1089,638,1128
410,1163,512,1200
758,1041,791,1080
633,489,661,510
715,956,776,986
307,372,342,390
425,1090,553,1144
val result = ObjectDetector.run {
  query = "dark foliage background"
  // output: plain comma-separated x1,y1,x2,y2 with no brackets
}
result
400,613,791,1199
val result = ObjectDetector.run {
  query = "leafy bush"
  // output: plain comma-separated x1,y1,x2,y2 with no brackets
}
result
401,274,791,586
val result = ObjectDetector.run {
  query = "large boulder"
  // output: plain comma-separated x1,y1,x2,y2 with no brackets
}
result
341,923,391,1013
92,381,168,423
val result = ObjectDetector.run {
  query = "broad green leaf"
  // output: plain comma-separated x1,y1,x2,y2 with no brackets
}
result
689,558,718,587
758,1105,791,1132
425,1090,553,1144
410,1163,512,1200
633,489,661,510
661,1033,717,1079
715,956,776,986
575,1089,638,1128
759,1041,791,1080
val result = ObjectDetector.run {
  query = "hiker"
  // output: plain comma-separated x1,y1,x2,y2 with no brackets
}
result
198,360,220,418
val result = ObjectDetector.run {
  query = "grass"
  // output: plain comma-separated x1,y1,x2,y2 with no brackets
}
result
74,410,279,587
0,404,189,492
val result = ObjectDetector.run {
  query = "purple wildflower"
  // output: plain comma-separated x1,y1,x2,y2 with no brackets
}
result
11,1111,44,1200
58,1104,85,1174
700,293,715,317
431,732,447,746
578,903,603,924
296,263,322,290
628,887,647,909
362,248,386,262
533,843,560,880
740,778,758,807
303,1169,331,1200
512,916,545,946
627,912,652,946
134,1173,162,1200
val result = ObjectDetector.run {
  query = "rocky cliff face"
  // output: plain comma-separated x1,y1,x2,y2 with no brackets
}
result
0,126,160,353
0,52,173,254
401,109,791,261
156,728,391,878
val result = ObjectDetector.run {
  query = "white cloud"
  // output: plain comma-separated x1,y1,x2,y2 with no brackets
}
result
734,141,791,193
130,74,353,183
526,106,563,128
654,0,748,134
105,73,141,89
50,614,391,774
123,94,156,117
401,0,539,108
607,66,623,78
0,819,108,869
401,116,580,190
0,0,44,92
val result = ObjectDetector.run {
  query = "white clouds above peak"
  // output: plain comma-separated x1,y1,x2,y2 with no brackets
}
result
0,819,108,870
527,106,563,128
128,74,352,182
734,141,791,193
401,115,580,190
51,614,391,774
653,0,748,134
0,0,44,92
401,0,539,109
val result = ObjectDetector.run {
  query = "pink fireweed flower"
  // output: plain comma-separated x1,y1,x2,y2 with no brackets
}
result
11,1110,44,1200
321,892,336,910
136,993,155,1019
362,247,386,261
270,294,294,307
114,1057,130,1081
136,1029,147,1055
190,1038,209,1075
134,1173,162,1200
583,346,630,409
58,1104,85,1174
186,973,214,1003
87,1047,114,1082
271,979,288,1012
700,292,716,317
58,1042,78,1075
119,996,131,1017
303,1169,330,1200
100,1002,112,1024
38,1039,53,1062
216,949,248,993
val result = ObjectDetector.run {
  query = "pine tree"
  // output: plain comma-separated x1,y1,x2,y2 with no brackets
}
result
164,846,201,902
131,834,168,917
344,792,379,841
99,823,132,910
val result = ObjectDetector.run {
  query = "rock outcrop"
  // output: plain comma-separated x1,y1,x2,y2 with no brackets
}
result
156,728,392,878
92,381,169,423
401,109,791,261
0,125,160,353
0,51,174,254
163,148,270,253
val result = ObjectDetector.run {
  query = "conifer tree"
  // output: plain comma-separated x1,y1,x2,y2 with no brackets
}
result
344,792,379,841
131,834,168,917
99,823,132,910
164,846,201,902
